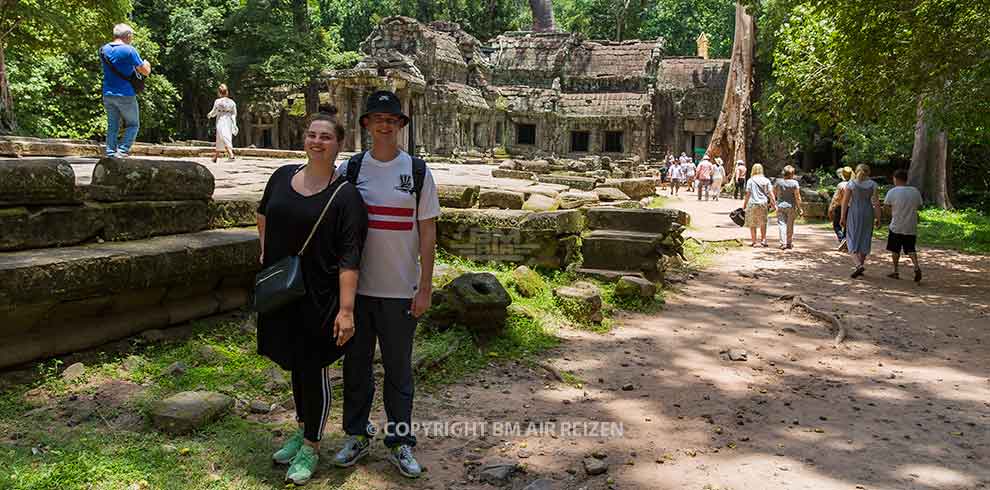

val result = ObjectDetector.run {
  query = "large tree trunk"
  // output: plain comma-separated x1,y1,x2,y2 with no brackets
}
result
908,100,953,209
706,3,754,167
616,0,632,40
293,0,320,116
0,42,15,135
529,0,556,32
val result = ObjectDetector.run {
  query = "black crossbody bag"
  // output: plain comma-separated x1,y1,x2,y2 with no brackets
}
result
253,182,345,314
99,46,146,94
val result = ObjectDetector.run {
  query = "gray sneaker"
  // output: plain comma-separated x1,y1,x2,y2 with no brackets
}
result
387,444,422,478
333,435,370,467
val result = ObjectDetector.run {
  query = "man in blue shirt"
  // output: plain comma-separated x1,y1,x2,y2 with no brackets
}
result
100,24,151,158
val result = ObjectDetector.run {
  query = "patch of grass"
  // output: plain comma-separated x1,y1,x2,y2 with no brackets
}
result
645,196,669,208
0,415,382,490
558,369,583,388
872,208,990,254
117,322,281,411
680,237,736,271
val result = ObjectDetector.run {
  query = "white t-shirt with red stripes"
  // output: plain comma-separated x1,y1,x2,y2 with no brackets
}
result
335,151,441,299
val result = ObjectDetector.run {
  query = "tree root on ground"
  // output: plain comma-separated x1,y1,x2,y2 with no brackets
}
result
536,361,565,382
778,294,847,345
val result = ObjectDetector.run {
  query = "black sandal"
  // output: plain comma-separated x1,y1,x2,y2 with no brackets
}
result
886,272,900,280
914,269,923,283
851,266,865,279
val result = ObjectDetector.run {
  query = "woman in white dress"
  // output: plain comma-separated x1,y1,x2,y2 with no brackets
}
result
208,84,238,162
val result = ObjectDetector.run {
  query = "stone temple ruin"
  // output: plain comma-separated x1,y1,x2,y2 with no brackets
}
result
322,16,729,160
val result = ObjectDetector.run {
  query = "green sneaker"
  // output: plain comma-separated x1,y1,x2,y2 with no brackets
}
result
272,429,304,465
285,444,319,485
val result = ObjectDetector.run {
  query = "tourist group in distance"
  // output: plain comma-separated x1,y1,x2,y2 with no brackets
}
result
657,154,924,282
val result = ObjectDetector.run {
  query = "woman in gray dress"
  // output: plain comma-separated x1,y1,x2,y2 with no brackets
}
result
840,164,881,278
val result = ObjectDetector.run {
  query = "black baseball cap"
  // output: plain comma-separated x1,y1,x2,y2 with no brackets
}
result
359,90,409,128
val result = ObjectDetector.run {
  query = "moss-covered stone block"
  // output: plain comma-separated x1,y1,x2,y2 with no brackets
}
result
553,281,603,324
0,158,77,205
511,265,545,298
88,157,214,201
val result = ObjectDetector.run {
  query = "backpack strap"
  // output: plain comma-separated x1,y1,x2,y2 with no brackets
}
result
348,151,427,221
411,156,427,217
344,151,365,187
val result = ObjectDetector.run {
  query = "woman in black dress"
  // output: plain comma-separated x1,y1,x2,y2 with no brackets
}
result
255,111,368,485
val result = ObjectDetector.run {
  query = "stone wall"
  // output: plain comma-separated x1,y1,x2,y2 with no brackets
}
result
437,209,584,268
0,157,261,369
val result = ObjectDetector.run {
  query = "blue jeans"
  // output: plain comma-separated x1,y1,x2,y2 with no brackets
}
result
103,95,140,156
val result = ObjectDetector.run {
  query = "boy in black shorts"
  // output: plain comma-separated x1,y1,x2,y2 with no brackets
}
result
883,169,923,282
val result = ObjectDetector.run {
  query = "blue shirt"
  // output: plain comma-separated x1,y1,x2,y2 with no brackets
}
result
100,43,143,97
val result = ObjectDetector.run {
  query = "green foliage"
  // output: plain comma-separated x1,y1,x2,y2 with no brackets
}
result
226,0,336,103
7,24,179,140
132,0,239,138
755,0,990,205
553,0,735,51
833,120,914,167
640,0,736,57
0,0,132,133
0,0,131,50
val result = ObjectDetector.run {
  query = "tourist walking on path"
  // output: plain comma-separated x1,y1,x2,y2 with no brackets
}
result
841,164,882,278
733,160,747,199
884,169,924,282
711,157,725,201
669,159,684,195
684,157,697,192
696,155,714,201
743,163,776,247
100,24,151,158
334,90,441,479
207,84,238,163
255,112,368,485
773,165,803,249
828,166,853,250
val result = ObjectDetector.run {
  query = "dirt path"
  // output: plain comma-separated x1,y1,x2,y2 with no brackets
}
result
339,194,990,490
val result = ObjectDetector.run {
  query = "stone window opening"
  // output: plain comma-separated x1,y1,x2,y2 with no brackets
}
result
603,131,623,153
571,131,590,152
517,123,536,145
495,121,504,144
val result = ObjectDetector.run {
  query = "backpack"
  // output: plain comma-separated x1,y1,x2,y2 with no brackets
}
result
344,151,427,216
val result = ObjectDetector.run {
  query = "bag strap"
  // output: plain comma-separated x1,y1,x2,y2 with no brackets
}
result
297,179,347,256
99,46,134,82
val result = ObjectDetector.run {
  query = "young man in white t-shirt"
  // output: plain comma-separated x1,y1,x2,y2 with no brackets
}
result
883,168,924,282
332,91,441,478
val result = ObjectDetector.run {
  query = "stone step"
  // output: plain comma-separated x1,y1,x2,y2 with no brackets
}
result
0,228,259,368
0,198,258,252
580,230,668,279
536,174,598,191
586,207,688,234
